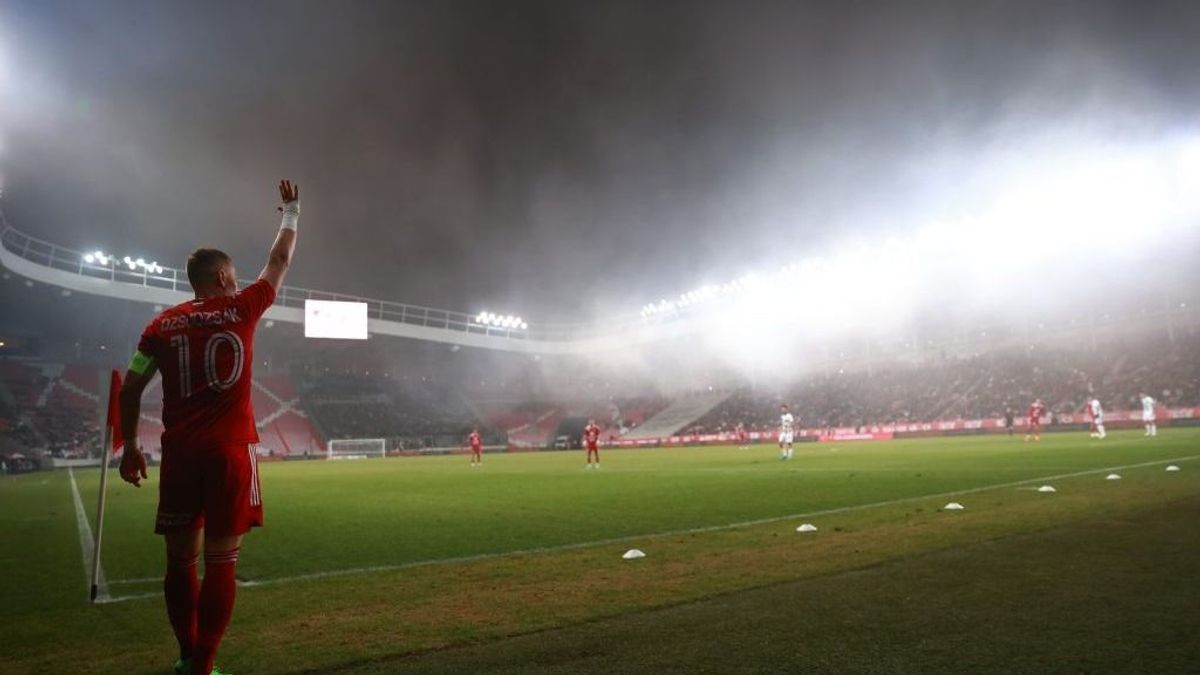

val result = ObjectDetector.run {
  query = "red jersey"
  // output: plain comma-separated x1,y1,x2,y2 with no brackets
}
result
468,432,482,449
583,424,601,446
1027,403,1043,422
137,280,275,450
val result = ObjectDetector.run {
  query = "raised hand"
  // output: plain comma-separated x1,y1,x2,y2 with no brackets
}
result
262,179,300,288
279,179,299,204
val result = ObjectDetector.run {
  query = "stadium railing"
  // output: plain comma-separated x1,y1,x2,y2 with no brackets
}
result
0,215,689,354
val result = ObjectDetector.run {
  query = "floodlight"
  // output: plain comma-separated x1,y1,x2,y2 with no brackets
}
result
83,254,95,264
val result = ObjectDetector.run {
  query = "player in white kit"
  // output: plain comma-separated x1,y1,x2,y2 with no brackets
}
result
779,404,795,460
1088,397,1106,439
1140,392,1157,437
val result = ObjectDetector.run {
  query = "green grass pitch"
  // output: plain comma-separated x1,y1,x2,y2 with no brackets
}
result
2,429,1198,673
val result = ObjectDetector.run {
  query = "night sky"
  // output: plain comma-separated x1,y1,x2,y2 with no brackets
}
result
2,0,1199,323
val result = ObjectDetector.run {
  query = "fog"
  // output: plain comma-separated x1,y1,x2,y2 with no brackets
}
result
1,0,1199,389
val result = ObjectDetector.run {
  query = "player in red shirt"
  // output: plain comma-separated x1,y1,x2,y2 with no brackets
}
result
467,428,483,467
1024,398,1044,442
118,180,300,675
736,422,749,450
583,418,601,469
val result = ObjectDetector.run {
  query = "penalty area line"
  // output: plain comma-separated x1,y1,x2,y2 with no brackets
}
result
102,454,1199,603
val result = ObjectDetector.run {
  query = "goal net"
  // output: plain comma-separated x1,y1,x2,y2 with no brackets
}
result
326,438,387,459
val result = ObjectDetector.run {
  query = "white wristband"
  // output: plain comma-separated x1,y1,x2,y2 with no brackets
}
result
280,200,300,231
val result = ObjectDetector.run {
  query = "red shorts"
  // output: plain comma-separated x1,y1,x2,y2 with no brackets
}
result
586,442,599,452
156,442,263,537
471,445,482,453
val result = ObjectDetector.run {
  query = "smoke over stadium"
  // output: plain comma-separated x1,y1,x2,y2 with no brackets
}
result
1,2,1199,673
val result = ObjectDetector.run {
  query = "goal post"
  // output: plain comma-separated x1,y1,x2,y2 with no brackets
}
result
326,438,387,459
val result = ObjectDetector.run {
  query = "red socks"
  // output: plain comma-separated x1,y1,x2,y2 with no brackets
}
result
164,553,200,661
193,547,240,675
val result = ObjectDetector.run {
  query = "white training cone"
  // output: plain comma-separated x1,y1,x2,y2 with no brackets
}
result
1037,485,1056,493
943,502,965,511
622,549,646,560
1166,465,1181,472
796,523,818,533
1106,473,1121,480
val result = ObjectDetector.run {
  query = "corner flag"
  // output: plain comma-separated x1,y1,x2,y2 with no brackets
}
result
91,369,123,603
106,369,124,455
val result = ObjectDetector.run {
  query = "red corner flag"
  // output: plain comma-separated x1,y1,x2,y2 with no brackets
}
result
106,369,124,455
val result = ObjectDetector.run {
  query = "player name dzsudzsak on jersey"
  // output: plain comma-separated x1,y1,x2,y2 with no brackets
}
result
134,279,276,450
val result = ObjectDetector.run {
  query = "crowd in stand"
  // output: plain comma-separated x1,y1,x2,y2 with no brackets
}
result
0,365,101,468
297,366,672,449
300,372,502,449
3,334,1199,462
690,339,1200,433
27,406,100,459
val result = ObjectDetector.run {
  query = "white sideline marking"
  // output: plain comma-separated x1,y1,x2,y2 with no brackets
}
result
99,591,160,604
102,454,1199,603
68,468,109,602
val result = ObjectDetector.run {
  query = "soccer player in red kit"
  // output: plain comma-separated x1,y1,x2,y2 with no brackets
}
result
583,418,601,469
118,180,300,675
1024,398,1044,442
467,428,483,467
735,422,749,450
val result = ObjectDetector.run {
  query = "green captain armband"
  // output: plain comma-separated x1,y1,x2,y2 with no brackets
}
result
128,351,156,375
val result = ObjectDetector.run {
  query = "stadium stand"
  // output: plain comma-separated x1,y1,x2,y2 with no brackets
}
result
3,333,1198,464
506,408,564,448
690,338,1200,433
299,372,502,450
475,395,668,448
0,360,322,460
474,399,552,432
620,391,730,440
0,361,99,460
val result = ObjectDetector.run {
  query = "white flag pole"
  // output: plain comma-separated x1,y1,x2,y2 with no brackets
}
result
90,385,116,604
